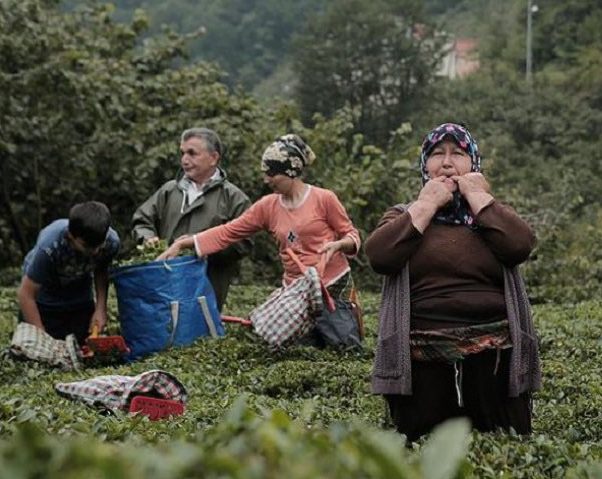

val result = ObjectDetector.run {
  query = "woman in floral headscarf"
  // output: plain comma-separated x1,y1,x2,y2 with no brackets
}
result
365,123,541,442
159,133,360,315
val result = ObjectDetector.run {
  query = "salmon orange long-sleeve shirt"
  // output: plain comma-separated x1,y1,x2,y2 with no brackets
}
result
193,185,360,286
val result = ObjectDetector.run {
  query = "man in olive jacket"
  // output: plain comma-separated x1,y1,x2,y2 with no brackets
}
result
132,127,252,310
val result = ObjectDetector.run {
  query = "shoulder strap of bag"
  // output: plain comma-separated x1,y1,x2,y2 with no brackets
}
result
348,280,364,339
285,247,335,312
285,247,306,273
316,254,328,277
285,247,329,277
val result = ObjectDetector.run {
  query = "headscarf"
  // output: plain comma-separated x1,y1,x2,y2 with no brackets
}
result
419,123,482,228
260,134,316,178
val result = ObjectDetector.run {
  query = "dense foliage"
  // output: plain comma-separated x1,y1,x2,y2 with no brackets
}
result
1,286,601,477
0,416,473,479
63,0,325,91
0,0,272,261
292,0,443,145
0,0,421,287
3,0,601,300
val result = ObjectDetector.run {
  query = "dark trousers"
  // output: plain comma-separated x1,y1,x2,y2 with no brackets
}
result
19,302,95,346
385,349,532,442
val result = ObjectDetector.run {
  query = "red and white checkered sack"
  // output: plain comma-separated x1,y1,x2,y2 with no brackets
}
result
9,322,81,371
249,248,326,348
55,369,187,412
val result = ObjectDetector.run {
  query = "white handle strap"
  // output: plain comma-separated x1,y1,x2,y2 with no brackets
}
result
168,301,179,347
198,296,219,338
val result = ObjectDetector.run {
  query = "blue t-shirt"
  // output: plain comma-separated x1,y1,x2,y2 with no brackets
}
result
23,219,120,309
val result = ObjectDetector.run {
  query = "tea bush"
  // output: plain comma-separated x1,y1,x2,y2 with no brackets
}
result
0,285,601,477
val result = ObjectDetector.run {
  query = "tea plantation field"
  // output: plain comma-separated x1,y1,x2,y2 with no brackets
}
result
0,284,601,478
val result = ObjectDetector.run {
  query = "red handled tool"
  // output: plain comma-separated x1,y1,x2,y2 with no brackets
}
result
221,315,252,327
85,322,129,360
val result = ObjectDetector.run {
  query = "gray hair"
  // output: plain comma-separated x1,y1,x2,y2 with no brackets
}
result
181,127,223,158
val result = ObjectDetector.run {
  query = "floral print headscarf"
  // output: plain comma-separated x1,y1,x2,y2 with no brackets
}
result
419,123,481,184
261,134,316,178
419,123,482,228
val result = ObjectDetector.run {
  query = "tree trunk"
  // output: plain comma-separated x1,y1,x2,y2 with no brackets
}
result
0,157,29,256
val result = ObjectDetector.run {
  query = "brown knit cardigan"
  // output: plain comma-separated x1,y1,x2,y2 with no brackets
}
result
371,207,542,397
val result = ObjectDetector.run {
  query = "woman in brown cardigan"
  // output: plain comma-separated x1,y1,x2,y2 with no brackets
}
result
365,123,541,442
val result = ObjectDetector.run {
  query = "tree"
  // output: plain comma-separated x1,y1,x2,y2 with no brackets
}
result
0,0,275,267
470,0,602,80
80,0,326,90
292,0,443,145
0,0,419,286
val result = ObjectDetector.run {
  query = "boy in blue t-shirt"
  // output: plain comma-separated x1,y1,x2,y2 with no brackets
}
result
17,201,120,344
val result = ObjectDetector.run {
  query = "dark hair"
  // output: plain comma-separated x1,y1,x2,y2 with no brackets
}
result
68,201,111,247
181,127,223,159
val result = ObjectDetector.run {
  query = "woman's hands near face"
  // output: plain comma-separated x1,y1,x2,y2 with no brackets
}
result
454,172,495,216
417,176,454,209
416,173,490,211
453,172,490,197
409,172,492,233
407,177,453,233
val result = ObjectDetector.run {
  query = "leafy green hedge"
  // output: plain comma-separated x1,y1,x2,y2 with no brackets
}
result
1,409,473,479
0,285,601,477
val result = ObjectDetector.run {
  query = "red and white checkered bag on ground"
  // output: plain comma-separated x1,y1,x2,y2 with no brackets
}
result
9,322,81,370
55,369,187,412
249,248,329,348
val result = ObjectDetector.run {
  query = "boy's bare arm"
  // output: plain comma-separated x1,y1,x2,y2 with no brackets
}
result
91,268,110,332
17,276,44,330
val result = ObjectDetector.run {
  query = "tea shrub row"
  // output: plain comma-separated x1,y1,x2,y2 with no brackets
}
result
0,285,601,477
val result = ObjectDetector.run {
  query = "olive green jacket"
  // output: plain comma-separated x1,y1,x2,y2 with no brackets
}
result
132,168,252,309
